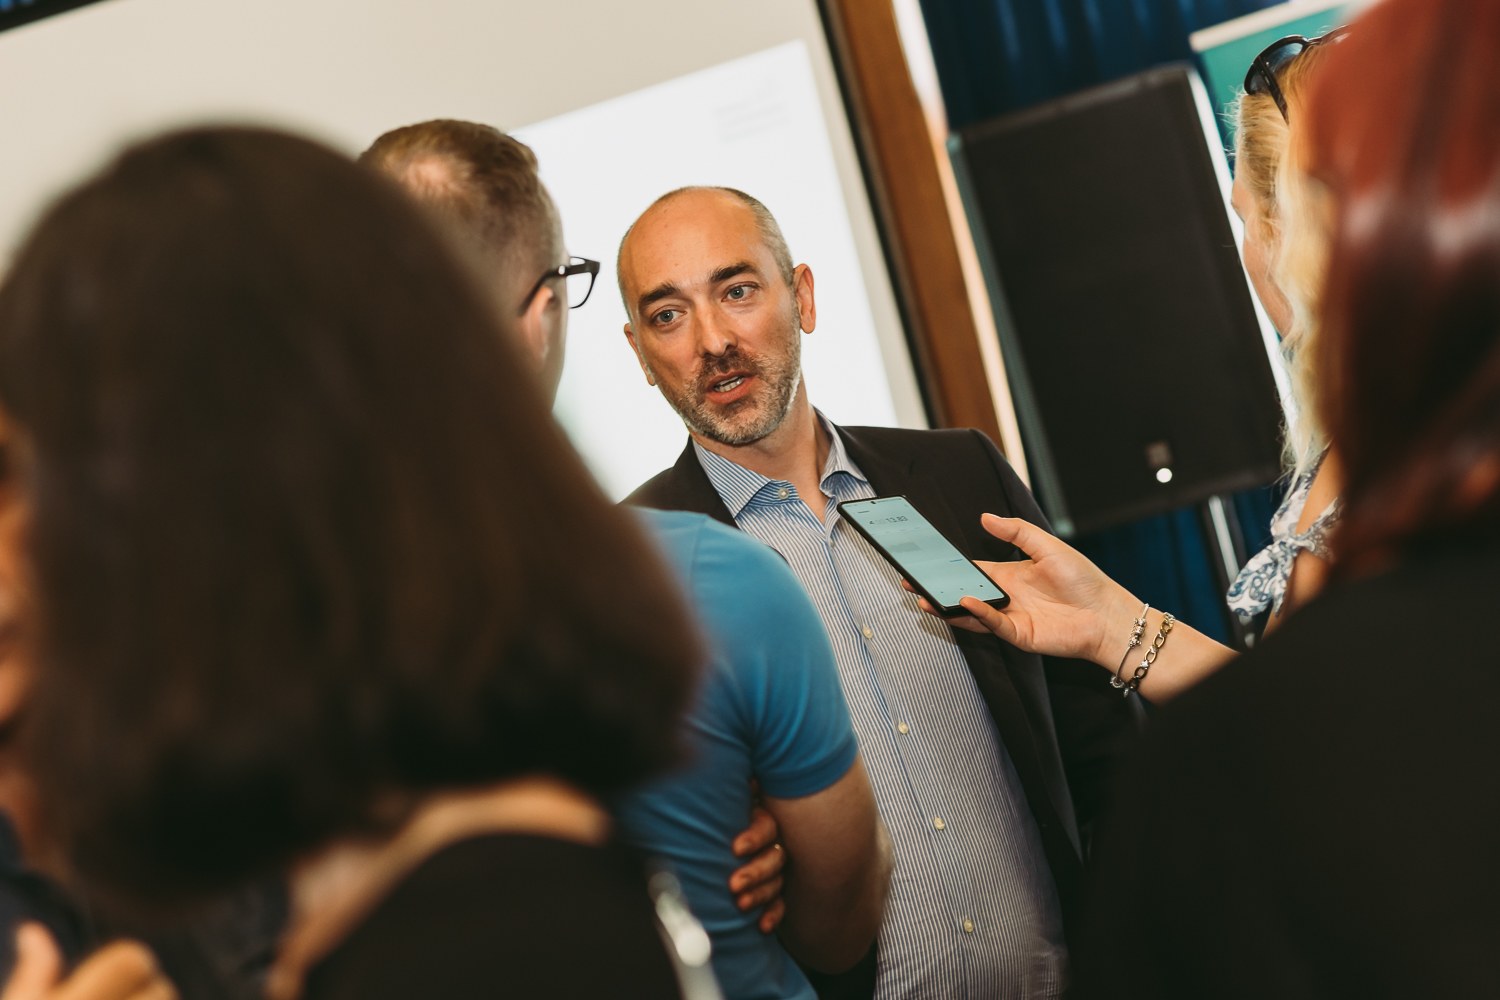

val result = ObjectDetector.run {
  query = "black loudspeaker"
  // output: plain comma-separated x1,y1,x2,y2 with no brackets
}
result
951,65,1284,537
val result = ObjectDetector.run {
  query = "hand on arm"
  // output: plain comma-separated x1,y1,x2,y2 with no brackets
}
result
729,788,786,933
908,514,1236,702
761,756,891,974
1,925,176,1000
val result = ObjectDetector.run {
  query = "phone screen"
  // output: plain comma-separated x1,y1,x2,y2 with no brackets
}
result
839,496,1007,610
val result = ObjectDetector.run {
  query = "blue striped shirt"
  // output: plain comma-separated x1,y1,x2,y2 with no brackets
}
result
693,415,1067,1000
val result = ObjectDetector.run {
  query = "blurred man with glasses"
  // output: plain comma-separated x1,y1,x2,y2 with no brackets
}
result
361,121,892,1000
362,120,597,401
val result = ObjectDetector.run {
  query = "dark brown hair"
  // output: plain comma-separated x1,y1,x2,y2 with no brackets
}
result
359,119,560,285
1307,0,1500,574
0,127,699,907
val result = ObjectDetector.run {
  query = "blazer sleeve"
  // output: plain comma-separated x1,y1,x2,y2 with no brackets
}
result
969,430,1147,854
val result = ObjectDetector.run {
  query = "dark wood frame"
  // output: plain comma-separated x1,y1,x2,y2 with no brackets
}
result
816,0,1005,450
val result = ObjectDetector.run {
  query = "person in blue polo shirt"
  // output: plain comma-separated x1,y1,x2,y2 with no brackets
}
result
627,509,891,999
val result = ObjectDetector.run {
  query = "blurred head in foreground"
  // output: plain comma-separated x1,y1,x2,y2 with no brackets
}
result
0,126,698,911
1304,0,1500,573
1233,35,1340,473
360,120,571,398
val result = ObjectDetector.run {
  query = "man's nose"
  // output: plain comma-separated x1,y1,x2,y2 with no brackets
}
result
692,308,739,358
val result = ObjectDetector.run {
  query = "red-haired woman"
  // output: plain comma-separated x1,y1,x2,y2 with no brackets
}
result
1068,0,1500,994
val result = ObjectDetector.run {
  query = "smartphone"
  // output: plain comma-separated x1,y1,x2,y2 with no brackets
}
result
837,495,1010,617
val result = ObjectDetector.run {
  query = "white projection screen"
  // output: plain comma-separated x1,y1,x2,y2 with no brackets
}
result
0,0,926,499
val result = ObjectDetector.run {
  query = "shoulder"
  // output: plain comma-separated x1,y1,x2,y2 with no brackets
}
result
840,424,1001,460
624,464,687,510
631,507,711,562
308,837,677,1000
633,508,818,637
840,424,1017,488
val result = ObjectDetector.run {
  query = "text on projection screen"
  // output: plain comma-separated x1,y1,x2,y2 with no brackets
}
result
514,41,898,501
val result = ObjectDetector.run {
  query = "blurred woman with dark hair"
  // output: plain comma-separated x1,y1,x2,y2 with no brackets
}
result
1068,0,1500,994
0,127,701,1000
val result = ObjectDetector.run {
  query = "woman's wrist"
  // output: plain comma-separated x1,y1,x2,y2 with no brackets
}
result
1090,586,1149,670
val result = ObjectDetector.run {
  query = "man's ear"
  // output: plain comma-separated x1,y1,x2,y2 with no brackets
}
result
515,286,558,370
623,323,656,386
792,264,817,334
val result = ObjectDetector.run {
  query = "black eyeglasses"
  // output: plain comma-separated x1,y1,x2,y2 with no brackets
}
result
1243,25,1349,124
518,256,600,315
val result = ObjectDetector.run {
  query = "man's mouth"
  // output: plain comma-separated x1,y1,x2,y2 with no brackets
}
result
709,374,750,394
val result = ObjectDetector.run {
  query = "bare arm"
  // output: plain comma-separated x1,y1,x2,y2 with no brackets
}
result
762,755,891,974
911,514,1237,703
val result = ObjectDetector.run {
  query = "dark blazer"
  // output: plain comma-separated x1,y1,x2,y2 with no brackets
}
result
627,426,1144,949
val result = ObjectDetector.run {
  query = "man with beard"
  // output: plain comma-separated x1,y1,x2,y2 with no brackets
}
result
621,187,1143,1000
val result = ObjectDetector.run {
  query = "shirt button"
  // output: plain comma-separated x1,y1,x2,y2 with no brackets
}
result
861,626,873,639
776,487,790,500
962,918,975,934
933,817,946,830
896,722,909,735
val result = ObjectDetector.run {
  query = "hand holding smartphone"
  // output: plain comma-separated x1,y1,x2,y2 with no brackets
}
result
837,495,1009,617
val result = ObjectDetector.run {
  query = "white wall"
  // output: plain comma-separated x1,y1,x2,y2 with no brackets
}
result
0,0,926,495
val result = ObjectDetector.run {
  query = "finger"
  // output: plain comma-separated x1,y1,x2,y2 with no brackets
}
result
729,842,785,894
757,898,786,934
979,514,1066,561
55,942,161,1000
911,594,987,633
731,807,777,859
943,614,989,634
736,874,784,912
958,596,1019,643
2,924,62,1000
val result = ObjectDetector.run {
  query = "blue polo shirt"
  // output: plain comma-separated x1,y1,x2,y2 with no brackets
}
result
620,509,860,1000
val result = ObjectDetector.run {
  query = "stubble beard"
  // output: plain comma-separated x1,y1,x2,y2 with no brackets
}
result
646,309,804,448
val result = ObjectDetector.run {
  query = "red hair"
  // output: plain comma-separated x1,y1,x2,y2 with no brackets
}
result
1307,0,1500,574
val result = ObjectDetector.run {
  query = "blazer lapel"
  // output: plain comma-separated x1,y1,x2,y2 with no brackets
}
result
838,427,969,552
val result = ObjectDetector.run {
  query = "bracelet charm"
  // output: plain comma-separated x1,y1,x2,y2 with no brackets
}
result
1111,604,1150,690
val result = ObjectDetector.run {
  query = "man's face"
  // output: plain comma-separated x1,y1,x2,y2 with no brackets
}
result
620,191,812,447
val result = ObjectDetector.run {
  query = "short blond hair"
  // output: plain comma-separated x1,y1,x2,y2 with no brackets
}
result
1234,45,1336,475
361,120,561,283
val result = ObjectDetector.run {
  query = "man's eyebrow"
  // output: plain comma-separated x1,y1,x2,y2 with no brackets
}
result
637,281,682,314
710,261,758,284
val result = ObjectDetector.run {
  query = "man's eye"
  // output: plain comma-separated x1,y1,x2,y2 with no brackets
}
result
655,309,678,324
727,285,748,300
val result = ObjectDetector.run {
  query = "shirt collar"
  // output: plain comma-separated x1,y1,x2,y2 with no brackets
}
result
693,410,869,518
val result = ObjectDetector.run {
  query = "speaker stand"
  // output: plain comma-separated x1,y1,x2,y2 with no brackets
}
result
1198,496,1256,651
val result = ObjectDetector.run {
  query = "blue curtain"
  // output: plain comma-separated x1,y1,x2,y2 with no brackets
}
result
917,0,1280,131
917,0,1284,643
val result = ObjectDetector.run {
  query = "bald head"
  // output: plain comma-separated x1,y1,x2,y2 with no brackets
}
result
617,187,793,319
617,186,816,449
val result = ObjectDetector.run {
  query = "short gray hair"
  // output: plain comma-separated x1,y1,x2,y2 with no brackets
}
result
617,186,795,314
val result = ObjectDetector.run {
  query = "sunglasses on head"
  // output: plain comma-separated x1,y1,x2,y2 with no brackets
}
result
1243,25,1349,124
